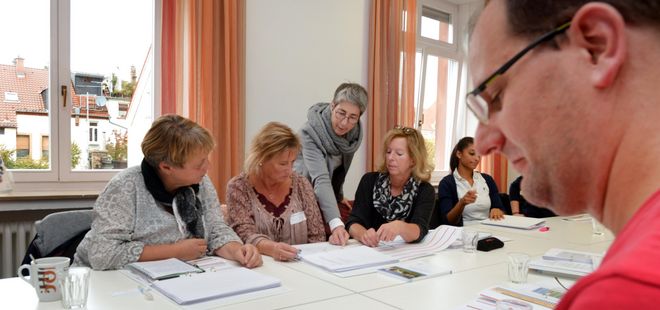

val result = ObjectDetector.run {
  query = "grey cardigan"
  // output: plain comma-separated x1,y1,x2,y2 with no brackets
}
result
294,125,356,224
74,166,240,270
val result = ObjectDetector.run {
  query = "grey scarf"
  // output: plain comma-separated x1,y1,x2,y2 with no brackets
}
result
303,102,362,156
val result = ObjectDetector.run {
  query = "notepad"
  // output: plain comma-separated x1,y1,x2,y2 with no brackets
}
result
480,215,545,230
152,267,281,305
126,258,204,280
301,245,398,272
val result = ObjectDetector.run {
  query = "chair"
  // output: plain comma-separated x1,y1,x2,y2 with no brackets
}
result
21,210,94,270
499,193,512,215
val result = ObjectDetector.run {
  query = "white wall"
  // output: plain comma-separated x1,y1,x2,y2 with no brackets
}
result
246,0,370,199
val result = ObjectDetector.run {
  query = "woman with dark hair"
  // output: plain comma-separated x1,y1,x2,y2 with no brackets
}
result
431,137,504,227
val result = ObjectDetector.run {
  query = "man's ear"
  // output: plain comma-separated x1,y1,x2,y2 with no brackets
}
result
158,161,174,175
569,3,627,88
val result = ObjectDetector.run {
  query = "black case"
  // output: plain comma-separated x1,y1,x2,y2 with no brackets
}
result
477,237,504,252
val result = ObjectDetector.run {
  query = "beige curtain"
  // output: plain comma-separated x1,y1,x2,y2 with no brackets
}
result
367,0,417,171
161,0,245,200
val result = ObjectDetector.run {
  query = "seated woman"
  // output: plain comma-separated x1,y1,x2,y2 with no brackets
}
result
433,137,505,227
226,122,325,261
74,115,261,270
510,176,557,218
345,126,435,247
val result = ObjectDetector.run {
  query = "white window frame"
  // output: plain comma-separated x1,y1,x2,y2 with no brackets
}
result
11,0,162,192
414,0,472,184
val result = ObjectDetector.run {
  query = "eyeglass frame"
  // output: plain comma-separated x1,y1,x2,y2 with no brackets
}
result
466,22,571,124
333,108,360,125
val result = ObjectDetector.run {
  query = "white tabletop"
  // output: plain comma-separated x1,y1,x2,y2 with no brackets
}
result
0,215,614,309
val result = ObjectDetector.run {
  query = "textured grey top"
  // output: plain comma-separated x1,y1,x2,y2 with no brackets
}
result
74,166,240,270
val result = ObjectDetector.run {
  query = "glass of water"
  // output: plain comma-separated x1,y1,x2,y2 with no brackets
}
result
61,267,91,309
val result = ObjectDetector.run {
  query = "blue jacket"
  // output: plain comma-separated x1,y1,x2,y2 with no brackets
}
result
431,172,503,227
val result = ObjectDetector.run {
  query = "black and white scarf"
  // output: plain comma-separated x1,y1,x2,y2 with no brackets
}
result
373,173,420,221
303,102,362,156
141,159,205,238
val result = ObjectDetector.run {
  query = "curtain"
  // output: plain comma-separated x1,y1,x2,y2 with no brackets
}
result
367,0,417,171
161,0,245,200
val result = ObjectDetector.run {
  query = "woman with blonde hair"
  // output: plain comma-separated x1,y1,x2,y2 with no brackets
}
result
226,122,325,261
346,126,435,247
75,114,261,270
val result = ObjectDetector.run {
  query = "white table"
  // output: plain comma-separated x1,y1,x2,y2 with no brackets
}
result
0,216,613,309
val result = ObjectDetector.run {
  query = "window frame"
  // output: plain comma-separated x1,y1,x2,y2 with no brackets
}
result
10,0,162,191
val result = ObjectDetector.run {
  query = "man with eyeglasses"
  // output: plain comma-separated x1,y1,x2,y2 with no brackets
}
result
469,1,660,308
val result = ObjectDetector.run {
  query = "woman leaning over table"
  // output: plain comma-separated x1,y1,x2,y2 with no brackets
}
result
432,137,504,228
226,122,326,261
293,83,368,246
74,115,261,270
345,127,435,247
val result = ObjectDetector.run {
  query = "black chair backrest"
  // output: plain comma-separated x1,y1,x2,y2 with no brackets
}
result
499,193,512,215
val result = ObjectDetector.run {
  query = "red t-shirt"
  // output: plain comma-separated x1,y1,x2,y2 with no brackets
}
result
557,189,660,309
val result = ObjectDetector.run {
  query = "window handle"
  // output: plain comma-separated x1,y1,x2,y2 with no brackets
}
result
61,85,67,107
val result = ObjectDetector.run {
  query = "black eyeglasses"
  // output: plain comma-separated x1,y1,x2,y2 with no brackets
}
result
467,22,571,124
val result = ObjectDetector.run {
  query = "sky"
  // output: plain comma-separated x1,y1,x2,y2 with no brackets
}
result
0,0,153,83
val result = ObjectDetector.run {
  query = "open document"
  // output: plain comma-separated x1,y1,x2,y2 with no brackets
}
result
300,245,398,272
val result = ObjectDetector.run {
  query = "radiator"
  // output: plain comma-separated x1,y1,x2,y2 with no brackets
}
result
0,221,36,279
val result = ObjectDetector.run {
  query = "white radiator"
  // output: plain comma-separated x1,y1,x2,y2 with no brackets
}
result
1,221,36,279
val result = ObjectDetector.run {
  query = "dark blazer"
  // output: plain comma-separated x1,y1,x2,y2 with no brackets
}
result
431,172,503,228
346,172,435,242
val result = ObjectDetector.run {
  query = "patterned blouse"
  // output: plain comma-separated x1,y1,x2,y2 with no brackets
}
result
225,172,326,245
73,166,240,270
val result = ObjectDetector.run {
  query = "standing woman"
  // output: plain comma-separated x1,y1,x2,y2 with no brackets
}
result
75,115,261,270
433,137,504,227
226,122,325,262
346,127,435,247
293,83,368,246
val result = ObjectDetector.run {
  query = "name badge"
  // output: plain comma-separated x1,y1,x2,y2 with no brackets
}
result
290,211,306,225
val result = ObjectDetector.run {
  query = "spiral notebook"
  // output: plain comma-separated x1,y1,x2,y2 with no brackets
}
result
151,267,281,305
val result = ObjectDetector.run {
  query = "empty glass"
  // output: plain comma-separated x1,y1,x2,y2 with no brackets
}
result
462,229,479,253
591,218,604,235
60,267,91,309
507,252,530,284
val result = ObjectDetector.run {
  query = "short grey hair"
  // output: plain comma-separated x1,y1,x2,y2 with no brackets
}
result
332,83,368,115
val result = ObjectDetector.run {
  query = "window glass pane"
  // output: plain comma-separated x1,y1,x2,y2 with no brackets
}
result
0,0,50,170
417,54,459,172
70,0,153,170
421,6,453,44
42,136,49,159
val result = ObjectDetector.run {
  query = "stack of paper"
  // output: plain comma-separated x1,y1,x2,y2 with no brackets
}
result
480,215,545,230
467,285,564,309
529,248,603,278
152,267,281,305
375,225,462,260
300,245,398,272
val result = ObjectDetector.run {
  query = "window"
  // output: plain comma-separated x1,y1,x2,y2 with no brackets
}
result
414,0,472,181
4,92,19,102
88,122,98,143
16,135,30,158
0,0,159,191
41,136,49,159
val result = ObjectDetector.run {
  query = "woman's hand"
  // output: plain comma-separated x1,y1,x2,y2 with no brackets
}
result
377,221,405,242
461,190,478,205
174,238,208,260
489,208,505,220
358,228,379,247
329,226,350,246
217,242,262,268
272,242,299,262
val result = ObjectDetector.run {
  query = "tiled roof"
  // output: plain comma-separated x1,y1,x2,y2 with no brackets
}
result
0,63,48,127
0,63,129,127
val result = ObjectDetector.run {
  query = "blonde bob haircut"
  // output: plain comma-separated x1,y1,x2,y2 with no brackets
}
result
141,114,215,168
245,122,301,175
378,126,433,182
